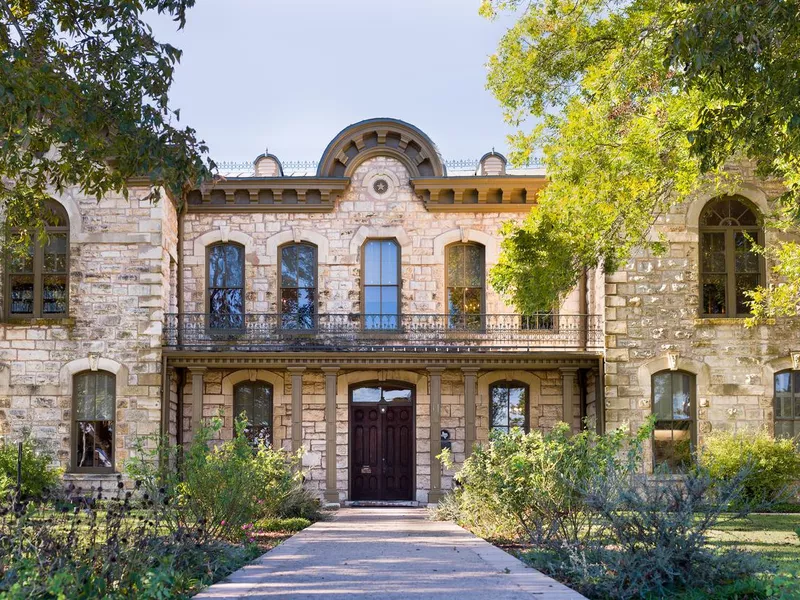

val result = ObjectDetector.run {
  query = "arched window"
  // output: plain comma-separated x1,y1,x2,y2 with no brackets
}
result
363,239,400,330
279,242,317,329
207,242,244,329
652,370,695,471
490,381,529,433
7,199,69,318
234,381,273,445
446,242,485,329
699,196,763,317
73,370,115,472
774,371,800,439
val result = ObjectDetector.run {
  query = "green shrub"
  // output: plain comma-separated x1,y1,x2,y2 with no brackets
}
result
127,414,304,540
256,517,311,533
0,433,62,500
451,422,648,543
278,483,324,521
699,430,800,504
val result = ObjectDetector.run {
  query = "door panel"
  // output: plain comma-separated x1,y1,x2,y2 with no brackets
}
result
350,403,414,501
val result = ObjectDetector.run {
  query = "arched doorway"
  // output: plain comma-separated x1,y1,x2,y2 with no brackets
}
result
349,382,415,501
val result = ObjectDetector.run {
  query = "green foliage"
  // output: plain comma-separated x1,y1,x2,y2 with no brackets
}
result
0,433,62,500
480,0,800,314
0,0,213,249
277,483,324,521
255,517,311,533
0,476,261,599
451,422,650,543
699,430,800,504
127,415,303,541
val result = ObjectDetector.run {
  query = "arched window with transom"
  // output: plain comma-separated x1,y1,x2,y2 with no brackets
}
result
279,242,317,330
207,242,244,329
699,196,763,317
363,239,400,330
234,381,273,446
652,370,696,471
446,242,485,329
490,381,529,433
7,199,69,318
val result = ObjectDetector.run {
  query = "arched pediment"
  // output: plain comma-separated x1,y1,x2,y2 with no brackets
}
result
317,118,446,178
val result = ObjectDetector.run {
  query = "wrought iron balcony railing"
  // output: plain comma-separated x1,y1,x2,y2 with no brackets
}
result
163,313,603,353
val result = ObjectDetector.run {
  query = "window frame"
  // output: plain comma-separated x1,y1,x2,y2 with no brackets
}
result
489,381,530,434
774,370,800,440
278,241,318,331
71,370,116,474
233,380,274,446
206,241,246,330
5,199,70,320
651,370,696,472
699,196,765,318
360,238,402,331
445,242,486,330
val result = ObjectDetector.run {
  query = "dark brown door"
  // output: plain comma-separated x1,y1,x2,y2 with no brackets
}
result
350,402,413,501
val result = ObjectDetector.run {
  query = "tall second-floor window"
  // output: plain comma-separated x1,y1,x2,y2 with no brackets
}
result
7,200,69,318
280,243,316,329
363,239,399,330
446,243,484,329
700,196,763,317
207,243,244,329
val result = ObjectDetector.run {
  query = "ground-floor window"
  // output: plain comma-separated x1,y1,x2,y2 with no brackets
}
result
73,370,115,472
652,370,695,471
489,381,529,434
774,371,800,439
234,381,273,445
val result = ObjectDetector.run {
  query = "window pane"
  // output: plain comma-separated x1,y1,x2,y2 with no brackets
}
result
209,245,243,288
381,286,398,316
43,234,67,272
491,386,509,429
734,232,759,273
382,387,412,402
701,232,726,272
8,242,34,273
364,241,381,285
281,288,298,317
463,287,482,315
235,384,253,421
280,246,298,287
672,373,692,419
776,372,792,393
447,288,464,316
652,373,672,419
364,287,381,316
464,246,484,287
9,275,34,314
76,421,113,468
253,384,272,428
735,274,758,314
352,386,382,403
702,277,726,315
447,245,463,287
210,288,243,316
654,420,691,471
508,386,527,429
296,246,315,288
381,241,398,285
42,275,67,314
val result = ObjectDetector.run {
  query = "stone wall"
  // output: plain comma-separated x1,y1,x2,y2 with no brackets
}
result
604,167,797,461
0,186,177,487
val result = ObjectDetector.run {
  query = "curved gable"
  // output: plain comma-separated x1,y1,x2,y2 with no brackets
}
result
317,118,446,178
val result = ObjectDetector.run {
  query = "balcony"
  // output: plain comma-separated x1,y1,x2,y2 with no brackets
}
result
163,313,603,353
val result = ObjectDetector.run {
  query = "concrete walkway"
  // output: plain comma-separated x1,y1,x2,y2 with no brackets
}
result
195,508,586,599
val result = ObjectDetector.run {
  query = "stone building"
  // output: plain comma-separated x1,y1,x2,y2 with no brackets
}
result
0,118,795,503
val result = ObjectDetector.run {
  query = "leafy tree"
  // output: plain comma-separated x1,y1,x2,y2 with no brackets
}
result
0,0,212,248
481,0,800,317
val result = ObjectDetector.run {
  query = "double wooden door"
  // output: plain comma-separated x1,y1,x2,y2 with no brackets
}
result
350,403,414,501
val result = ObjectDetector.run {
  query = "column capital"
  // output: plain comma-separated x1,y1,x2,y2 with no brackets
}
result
427,366,446,375
321,366,340,374
461,366,480,375
287,366,307,374
187,366,207,374
559,366,580,374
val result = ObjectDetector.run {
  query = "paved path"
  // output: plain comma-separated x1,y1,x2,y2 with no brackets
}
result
195,508,586,599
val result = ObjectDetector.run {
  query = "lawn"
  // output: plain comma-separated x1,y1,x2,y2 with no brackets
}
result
708,513,800,575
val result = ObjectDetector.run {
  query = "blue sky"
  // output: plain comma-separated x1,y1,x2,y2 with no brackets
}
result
150,0,519,164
